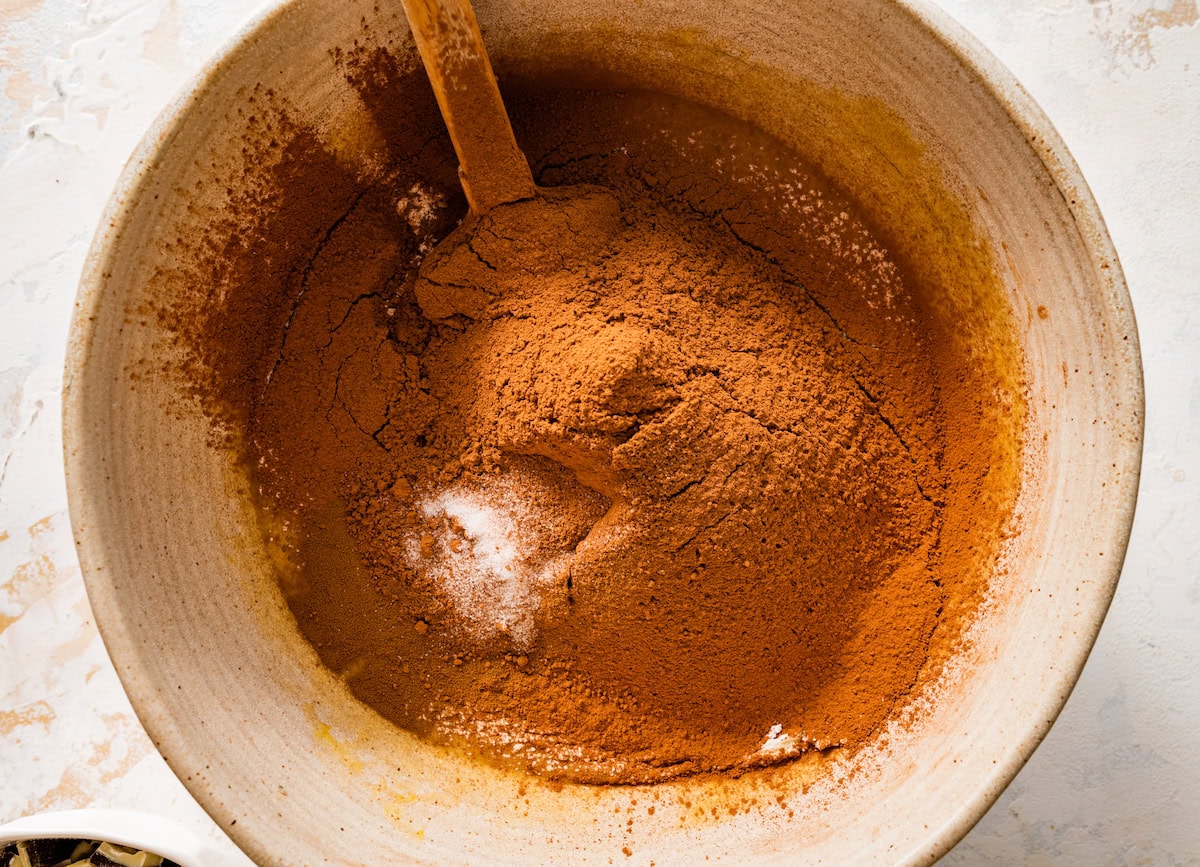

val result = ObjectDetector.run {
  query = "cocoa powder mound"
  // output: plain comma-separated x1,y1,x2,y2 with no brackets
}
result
164,56,1021,785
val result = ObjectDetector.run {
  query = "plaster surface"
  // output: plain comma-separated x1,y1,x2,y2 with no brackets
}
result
1,1,1196,863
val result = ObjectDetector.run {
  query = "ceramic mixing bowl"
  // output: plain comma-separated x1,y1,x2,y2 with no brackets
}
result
64,0,1142,863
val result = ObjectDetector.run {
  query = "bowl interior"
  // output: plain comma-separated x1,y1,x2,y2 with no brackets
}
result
65,0,1141,863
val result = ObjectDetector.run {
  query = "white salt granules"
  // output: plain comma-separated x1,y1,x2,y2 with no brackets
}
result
396,182,445,233
406,478,569,647
757,724,838,759
759,723,800,757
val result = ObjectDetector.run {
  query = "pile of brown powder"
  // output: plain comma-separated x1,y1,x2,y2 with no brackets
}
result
165,51,1020,785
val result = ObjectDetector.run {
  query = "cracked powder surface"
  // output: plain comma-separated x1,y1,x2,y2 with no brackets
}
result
171,74,1017,785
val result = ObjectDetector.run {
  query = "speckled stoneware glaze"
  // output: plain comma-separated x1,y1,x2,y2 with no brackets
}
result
63,0,1142,863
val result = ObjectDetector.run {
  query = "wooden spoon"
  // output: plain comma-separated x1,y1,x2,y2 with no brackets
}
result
398,0,623,325
398,0,535,215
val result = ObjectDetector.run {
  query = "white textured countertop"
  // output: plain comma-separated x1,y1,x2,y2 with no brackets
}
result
1,1,1196,863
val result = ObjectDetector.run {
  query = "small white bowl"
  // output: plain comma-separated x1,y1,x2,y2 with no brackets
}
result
0,810,236,867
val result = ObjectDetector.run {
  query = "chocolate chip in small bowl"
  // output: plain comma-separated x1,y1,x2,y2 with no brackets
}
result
0,839,180,867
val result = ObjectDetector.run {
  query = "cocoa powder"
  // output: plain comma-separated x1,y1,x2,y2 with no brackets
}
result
163,48,1021,785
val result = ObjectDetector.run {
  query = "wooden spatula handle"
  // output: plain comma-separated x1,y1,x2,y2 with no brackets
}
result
400,0,537,213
